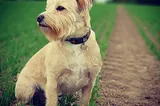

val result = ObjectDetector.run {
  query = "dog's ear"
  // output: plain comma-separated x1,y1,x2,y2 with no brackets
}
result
76,0,93,11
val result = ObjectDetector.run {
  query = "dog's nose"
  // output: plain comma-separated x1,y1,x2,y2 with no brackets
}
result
37,15,44,23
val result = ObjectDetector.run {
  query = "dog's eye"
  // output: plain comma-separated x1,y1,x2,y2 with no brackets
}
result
56,6,65,11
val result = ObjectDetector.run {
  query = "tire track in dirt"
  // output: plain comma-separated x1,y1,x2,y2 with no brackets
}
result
97,6,160,106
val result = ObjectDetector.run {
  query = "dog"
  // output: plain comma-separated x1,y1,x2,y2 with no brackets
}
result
15,0,102,106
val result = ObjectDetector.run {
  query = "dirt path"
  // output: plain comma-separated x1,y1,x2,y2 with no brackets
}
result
97,6,160,106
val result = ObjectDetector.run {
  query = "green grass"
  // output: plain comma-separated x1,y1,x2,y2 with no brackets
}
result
91,4,117,58
0,2,48,106
125,4,160,60
0,2,116,106
125,4,160,44
135,22,160,60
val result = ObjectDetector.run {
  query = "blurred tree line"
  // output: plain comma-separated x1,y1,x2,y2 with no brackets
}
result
1,0,160,5
113,0,160,5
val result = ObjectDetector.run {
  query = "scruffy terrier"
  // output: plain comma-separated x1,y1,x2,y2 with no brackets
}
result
15,0,102,106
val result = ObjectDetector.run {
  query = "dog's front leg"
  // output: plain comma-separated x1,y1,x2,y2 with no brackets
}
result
80,70,99,106
46,74,58,106
80,80,94,106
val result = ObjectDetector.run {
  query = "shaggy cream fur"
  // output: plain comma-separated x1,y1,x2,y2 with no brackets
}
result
15,0,102,106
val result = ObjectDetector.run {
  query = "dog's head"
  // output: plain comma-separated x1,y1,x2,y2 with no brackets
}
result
37,0,93,41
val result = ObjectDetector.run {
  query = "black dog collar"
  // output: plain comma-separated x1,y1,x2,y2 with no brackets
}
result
65,30,91,44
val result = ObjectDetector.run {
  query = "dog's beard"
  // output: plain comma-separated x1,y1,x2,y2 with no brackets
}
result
39,12,79,41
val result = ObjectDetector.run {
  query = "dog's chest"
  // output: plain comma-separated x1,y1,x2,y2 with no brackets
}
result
58,44,90,93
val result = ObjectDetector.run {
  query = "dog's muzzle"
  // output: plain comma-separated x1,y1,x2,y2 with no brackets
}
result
37,15,44,23
37,15,48,28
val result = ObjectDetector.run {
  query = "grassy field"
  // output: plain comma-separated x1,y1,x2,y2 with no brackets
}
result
0,2,116,106
126,5,160,40
125,4,160,59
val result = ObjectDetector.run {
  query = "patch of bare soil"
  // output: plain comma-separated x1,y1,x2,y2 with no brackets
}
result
97,6,160,106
